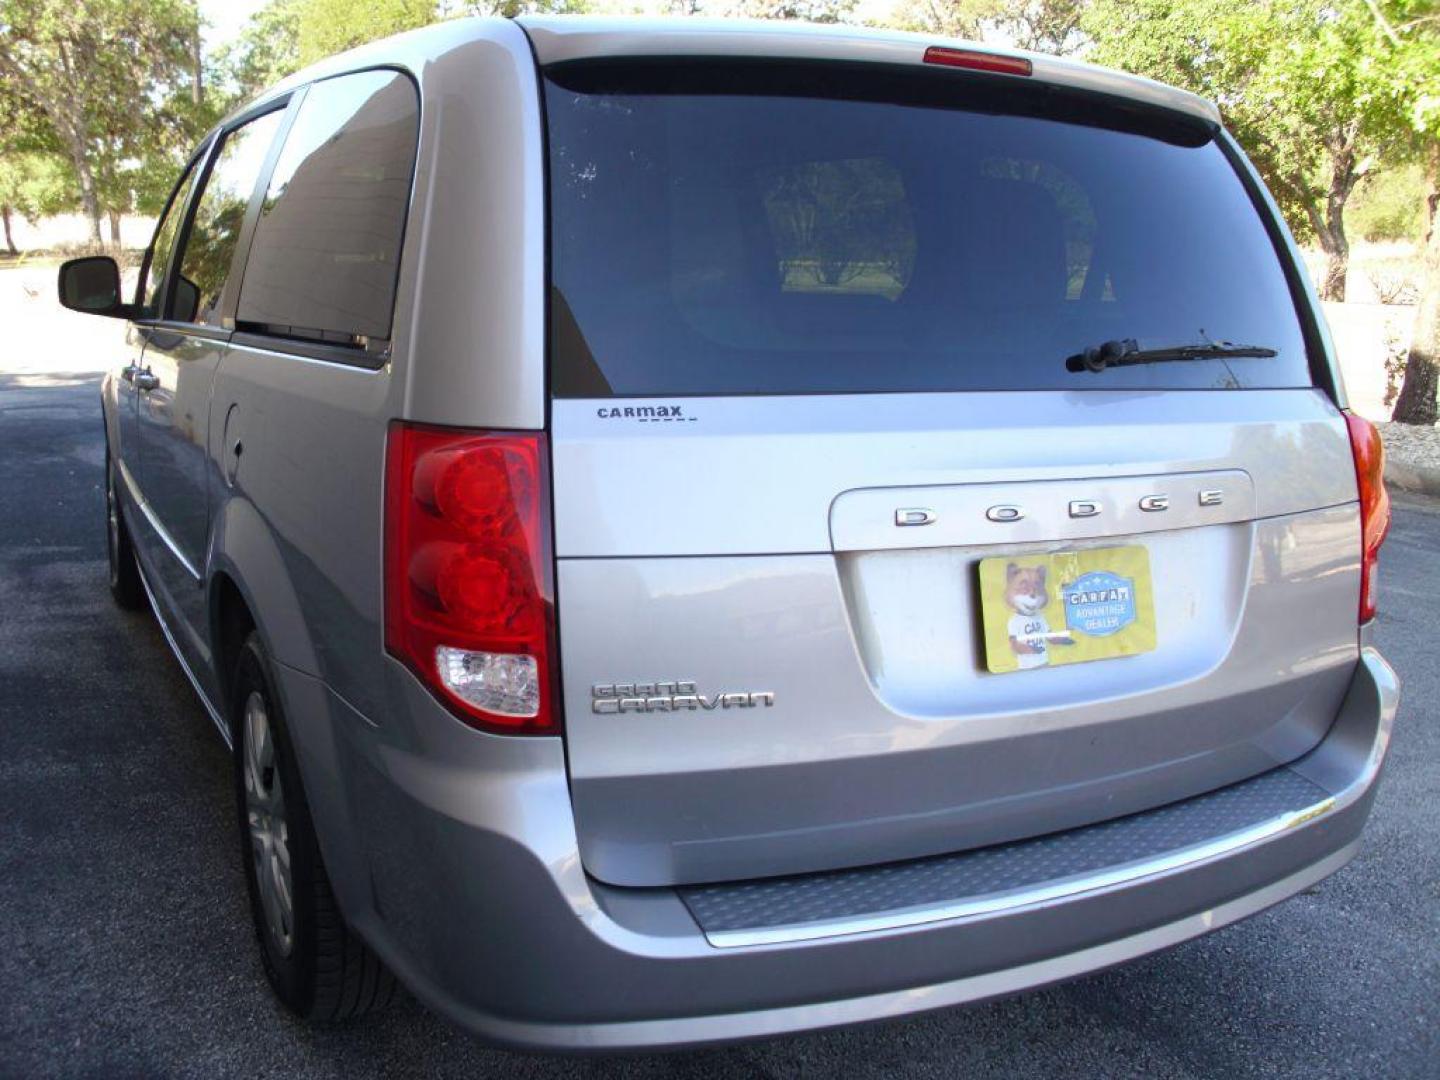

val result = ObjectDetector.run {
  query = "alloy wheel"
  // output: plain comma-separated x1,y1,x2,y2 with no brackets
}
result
243,690,294,957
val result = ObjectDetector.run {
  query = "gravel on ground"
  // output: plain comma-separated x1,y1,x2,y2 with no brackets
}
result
1380,420,1440,472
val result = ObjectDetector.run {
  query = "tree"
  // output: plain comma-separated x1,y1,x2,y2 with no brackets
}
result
0,0,203,247
1395,157,1440,422
0,153,75,253
891,0,991,39
0,89,70,253
454,0,592,15
1084,0,1410,301
712,0,858,20
294,0,437,66
240,0,592,81
1372,0,1440,425
994,0,1087,52
892,0,1085,53
214,0,303,101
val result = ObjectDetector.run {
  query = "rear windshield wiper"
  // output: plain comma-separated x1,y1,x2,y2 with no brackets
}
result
1065,338,1277,373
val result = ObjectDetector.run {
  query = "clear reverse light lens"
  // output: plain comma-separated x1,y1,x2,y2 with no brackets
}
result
436,647,539,718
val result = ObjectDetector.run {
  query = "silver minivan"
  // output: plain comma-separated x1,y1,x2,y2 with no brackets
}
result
59,15,1399,1050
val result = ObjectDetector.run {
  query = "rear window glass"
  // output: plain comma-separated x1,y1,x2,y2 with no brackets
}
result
544,63,1313,397
237,69,419,346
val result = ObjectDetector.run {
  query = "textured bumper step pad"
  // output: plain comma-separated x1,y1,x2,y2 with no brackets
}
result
680,767,1327,935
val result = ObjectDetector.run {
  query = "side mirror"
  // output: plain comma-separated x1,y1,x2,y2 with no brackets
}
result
173,275,200,324
57,256,126,317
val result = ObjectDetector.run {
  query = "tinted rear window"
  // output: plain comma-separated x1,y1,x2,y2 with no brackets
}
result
544,63,1313,397
237,70,419,346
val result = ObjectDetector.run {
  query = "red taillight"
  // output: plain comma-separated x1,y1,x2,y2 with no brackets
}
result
385,422,559,734
1344,411,1391,623
922,46,1033,77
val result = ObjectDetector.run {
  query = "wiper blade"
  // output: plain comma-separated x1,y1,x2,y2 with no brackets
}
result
1065,338,1277,373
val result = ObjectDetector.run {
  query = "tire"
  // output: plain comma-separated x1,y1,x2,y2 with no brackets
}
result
105,450,145,610
232,632,396,1020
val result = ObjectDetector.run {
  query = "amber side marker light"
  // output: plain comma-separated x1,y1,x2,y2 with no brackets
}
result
922,46,1033,77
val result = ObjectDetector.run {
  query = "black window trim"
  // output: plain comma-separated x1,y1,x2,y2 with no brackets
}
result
1213,127,1340,405
226,63,422,371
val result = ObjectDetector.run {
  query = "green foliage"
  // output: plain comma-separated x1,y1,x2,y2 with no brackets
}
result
0,0,206,242
1082,0,1411,298
1376,1,1440,140
891,0,1084,53
1350,162,1427,242
458,0,593,16
0,152,77,221
226,0,596,87
1085,0,1405,232
213,0,304,100
714,0,858,21
1377,2,1440,424
294,0,437,66
889,0,990,38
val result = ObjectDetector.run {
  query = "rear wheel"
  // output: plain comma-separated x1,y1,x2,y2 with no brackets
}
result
233,632,396,1019
105,451,144,610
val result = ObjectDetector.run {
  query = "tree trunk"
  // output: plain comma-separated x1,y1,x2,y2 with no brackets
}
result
1425,141,1439,240
1,207,16,255
62,134,104,248
1312,140,1359,302
38,49,106,248
191,27,203,106
1318,233,1349,303
1391,166,1440,427
1316,205,1351,303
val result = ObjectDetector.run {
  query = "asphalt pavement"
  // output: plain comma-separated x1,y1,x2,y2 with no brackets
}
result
2,371,1437,1079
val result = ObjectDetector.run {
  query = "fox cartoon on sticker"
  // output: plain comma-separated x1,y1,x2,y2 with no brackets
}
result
1004,563,1073,669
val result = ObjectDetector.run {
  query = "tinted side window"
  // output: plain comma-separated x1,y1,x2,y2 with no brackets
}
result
237,71,419,346
172,108,285,326
140,159,201,318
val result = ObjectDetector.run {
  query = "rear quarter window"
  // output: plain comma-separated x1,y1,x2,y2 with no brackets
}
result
236,69,419,348
544,62,1314,397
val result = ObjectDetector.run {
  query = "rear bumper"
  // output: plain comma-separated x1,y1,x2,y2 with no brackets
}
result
281,647,1397,1052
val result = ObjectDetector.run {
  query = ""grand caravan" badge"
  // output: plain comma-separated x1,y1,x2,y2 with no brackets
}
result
591,681,776,714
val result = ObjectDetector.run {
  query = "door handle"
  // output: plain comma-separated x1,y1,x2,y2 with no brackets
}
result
120,364,138,383
134,370,160,392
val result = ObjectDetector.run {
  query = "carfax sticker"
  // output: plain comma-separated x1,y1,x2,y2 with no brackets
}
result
977,546,1157,674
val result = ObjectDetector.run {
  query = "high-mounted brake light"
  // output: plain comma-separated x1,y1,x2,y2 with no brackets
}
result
1344,411,1391,624
922,46,1033,77
385,422,559,734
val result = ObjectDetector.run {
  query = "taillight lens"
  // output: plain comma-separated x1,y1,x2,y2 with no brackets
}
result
385,422,559,733
922,46,1033,77
1344,411,1391,623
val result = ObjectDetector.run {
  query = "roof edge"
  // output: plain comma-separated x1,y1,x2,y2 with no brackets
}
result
517,15,1221,127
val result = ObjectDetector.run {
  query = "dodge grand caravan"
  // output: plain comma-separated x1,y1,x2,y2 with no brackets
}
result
59,16,1399,1050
